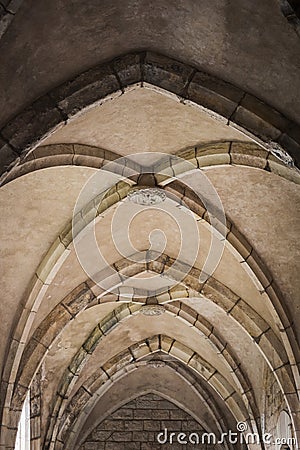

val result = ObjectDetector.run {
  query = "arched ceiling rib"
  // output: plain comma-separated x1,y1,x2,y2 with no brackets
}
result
0,0,300,126
1,54,300,181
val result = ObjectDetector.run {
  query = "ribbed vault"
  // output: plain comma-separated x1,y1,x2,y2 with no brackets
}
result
0,15,299,450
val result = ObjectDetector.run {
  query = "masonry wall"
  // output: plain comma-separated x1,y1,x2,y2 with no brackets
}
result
79,393,210,450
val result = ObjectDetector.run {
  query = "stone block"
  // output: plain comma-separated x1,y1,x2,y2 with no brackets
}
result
144,52,193,95
277,133,300,167
83,325,103,354
188,353,215,379
130,341,150,360
152,409,170,420
146,335,160,352
133,409,152,419
188,71,244,118
160,420,182,431
30,415,40,439
160,336,174,353
99,311,118,334
105,443,125,450
30,439,41,450
1,96,63,152
82,443,98,450
30,394,40,418
231,299,269,337
141,443,161,450
240,94,290,132
88,368,109,394
90,429,111,441
169,341,194,363
99,419,125,431
114,304,131,322
33,304,70,347
68,387,91,418
177,304,196,324
112,431,132,441
102,350,133,376
268,159,300,183
196,141,231,157
197,152,230,167
208,332,226,353
225,392,247,419
143,420,161,431
244,250,273,290
124,419,143,430
202,277,239,312
135,398,158,409
50,64,120,116
0,137,18,174
232,106,282,140
35,237,67,284
58,369,75,397
113,53,142,87
68,347,88,375
132,431,149,441
177,147,196,161
169,409,189,420
210,372,235,399
227,224,252,260
33,143,72,158
230,141,268,168
63,284,95,316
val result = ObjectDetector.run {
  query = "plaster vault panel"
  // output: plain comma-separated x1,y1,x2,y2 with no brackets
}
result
0,166,97,375
42,87,251,156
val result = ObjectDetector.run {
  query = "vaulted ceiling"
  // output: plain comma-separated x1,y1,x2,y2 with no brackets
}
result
0,1,299,449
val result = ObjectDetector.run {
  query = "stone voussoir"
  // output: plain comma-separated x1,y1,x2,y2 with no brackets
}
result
188,70,244,119
1,95,63,153
112,53,142,87
49,63,120,116
0,136,19,175
143,52,194,95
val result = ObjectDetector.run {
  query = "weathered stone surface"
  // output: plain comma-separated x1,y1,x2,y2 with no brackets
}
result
62,284,95,316
232,105,282,140
188,71,244,118
79,394,202,449
0,137,18,174
277,133,300,167
230,141,268,168
144,52,193,95
33,304,71,347
102,350,133,377
240,94,291,132
50,64,120,116
68,347,88,375
83,325,103,354
113,53,142,87
1,96,63,152
188,354,215,379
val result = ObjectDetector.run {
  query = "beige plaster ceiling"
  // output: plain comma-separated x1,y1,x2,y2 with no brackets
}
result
42,87,252,161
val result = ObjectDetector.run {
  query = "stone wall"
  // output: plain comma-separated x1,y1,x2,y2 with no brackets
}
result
79,393,210,450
